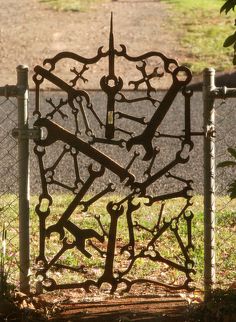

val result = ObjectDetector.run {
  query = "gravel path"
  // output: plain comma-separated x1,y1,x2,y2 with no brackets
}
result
0,0,183,89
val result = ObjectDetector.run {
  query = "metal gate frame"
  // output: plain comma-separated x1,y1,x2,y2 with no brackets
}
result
31,16,198,295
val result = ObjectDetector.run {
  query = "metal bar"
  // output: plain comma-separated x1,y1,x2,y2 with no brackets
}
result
17,65,30,294
211,86,236,99
203,68,216,300
0,85,17,98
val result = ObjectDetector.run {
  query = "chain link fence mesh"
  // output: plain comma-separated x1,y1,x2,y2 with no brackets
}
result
0,88,235,293
215,97,236,289
0,97,19,289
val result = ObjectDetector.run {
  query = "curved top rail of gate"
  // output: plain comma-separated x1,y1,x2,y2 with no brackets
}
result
33,14,195,294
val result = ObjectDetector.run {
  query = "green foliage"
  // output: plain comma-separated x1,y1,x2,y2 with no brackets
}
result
0,225,14,299
188,288,236,321
218,147,236,199
0,225,7,298
221,0,236,64
203,289,236,321
220,0,236,14
223,31,236,48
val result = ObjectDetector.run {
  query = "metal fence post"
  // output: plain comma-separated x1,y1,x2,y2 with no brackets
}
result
17,65,30,294
203,68,216,300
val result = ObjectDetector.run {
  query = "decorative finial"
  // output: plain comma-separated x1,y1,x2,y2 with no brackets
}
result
110,12,113,35
108,12,115,78
109,12,114,54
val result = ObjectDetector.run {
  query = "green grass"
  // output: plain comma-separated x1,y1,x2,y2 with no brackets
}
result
160,0,235,73
29,195,236,289
1,194,235,291
39,0,106,12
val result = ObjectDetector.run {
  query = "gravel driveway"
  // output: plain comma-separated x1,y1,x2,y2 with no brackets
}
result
0,0,182,89
26,90,235,196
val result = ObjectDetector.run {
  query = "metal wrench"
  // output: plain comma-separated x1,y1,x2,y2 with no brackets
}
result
46,164,105,239
126,66,192,161
100,75,123,139
34,65,91,106
120,199,140,258
100,201,124,286
34,118,135,185
35,65,93,136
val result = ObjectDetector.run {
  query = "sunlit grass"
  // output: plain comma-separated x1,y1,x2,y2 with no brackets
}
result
161,0,235,73
0,194,235,289
39,0,106,12
27,194,236,289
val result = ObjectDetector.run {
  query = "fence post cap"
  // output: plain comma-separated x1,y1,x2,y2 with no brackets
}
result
16,65,29,71
203,67,215,74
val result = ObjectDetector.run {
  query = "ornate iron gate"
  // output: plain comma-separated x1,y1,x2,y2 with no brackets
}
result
33,16,196,294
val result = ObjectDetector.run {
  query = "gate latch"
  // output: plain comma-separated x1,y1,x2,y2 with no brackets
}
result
12,126,42,140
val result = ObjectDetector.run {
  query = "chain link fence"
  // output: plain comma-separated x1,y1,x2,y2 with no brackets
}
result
0,66,30,294
215,97,236,289
0,96,19,288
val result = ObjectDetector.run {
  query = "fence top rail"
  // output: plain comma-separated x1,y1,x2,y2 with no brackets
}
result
0,85,18,98
203,68,236,99
211,86,236,99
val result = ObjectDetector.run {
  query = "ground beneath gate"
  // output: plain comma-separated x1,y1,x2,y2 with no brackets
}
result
34,290,199,321
49,296,189,321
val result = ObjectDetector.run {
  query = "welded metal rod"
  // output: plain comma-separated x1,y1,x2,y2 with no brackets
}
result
211,86,236,99
203,68,216,300
17,65,30,294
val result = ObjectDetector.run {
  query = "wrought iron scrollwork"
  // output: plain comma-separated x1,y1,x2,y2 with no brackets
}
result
33,14,195,294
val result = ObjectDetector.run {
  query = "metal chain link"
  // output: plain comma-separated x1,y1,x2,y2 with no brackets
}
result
0,97,20,288
214,97,236,289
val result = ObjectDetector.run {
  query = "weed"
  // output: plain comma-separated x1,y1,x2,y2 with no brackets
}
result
0,224,15,299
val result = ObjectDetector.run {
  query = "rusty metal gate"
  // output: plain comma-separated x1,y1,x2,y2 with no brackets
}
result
33,16,196,294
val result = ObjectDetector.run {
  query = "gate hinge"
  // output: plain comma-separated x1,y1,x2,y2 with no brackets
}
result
12,127,42,140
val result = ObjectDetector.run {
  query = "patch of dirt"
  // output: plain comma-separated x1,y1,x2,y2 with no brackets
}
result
1,289,235,322
0,0,185,89
48,295,189,321
35,289,195,322
0,292,193,321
